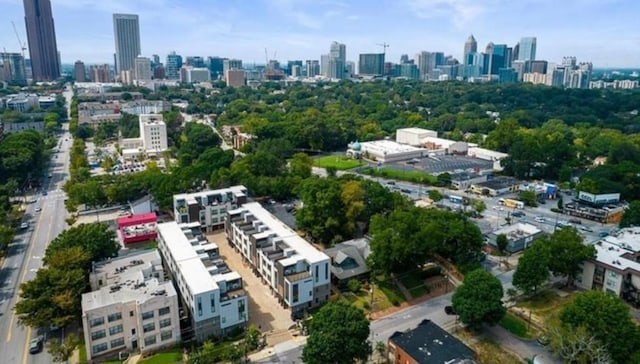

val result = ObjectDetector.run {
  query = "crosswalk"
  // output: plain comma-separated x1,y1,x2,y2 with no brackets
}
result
34,189,66,202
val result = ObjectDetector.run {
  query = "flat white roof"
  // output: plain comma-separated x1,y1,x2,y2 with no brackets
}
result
397,127,436,135
234,202,329,264
421,137,469,148
493,222,541,237
593,240,640,272
603,227,640,252
468,147,508,159
174,185,248,201
178,258,218,295
360,140,423,155
157,222,199,262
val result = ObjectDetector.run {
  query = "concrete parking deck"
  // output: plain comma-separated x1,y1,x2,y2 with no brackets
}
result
207,232,295,346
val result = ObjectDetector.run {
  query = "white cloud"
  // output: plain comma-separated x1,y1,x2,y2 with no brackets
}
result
405,0,495,28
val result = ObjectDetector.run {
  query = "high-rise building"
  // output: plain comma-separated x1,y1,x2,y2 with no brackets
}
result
207,57,224,79
186,56,205,68
113,14,141,73
89,64,112,83
358,53,385,76
286,60,303,76
415,51,434,80
463,34,477,61
320,54,330,77
0,52,27,85
165,52,182,80
305,60,320,77
153,65,165,80
529,60,548,74
23,0,60,81
74,60,86,82
225,69,245,87
330,41,346,63
134,56,152,81
151,54,160,67
222,59,242,76
327,42,346,79
400,54,410,64
518,37,536,61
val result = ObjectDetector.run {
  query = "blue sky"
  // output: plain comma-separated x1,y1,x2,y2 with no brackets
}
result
0,0,638,67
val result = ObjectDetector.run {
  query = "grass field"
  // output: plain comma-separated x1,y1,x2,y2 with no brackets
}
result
374,276,407,306
139,348,183,364
499,312,535,339
314,155,364,170
360,166,437,185
517,289,575,317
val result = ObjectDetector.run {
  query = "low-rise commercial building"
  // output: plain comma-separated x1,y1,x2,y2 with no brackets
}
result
387,319,476,364
347,140,424,163
577,228,640,306
173,186,248,232
488,222,543,253
563,192,625,223
396,127,437,146
225,202,331,316
157,222,248,342
81,250,180,362
470,176,520,196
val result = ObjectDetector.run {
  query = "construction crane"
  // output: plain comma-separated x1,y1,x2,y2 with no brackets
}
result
376,42,389,56
11,21,27,59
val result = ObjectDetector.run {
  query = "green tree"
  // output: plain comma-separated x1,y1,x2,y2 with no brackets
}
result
560,290,640,364
451,269,505,329
289,152,313,179
428,189,443,202
302,302,370,364
47,333,80,363
495,234,508,254
518,190,538,207
472,199,487,215
620,200,640,228
512,243,550,296
546,228,596,286
45,223,118,265
374,341,386,364
347,279,362,293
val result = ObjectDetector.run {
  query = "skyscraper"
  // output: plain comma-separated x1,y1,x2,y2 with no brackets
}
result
358,53,385,76
463,35,477,61
23,0,60,81
0,52,27,85
113,14,141,73
305,60,320,77
165,52,183,80
74,60,86,82
518,37,536,61
134,56,152,81
328,41,346,79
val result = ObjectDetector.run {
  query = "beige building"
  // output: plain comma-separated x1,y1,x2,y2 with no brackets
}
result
81,250,180,362
577,227,640,306
225,202,331,317
225,69,245,87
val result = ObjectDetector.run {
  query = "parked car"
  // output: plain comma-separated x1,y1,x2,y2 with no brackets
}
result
34,207,41,213
512,211,526,218
568,218,582,225
580,226,593,232
535,216,545,223
20,222,29,229
29,336,43,354
386,181,396,185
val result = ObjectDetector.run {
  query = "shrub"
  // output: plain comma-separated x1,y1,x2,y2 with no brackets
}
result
347,279,362,293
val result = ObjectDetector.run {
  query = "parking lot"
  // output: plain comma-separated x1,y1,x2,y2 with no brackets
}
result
207,232,296,345
386,155,494,175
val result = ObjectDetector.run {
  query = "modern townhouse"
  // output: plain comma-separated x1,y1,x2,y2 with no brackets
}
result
173,186,248,232
81,250,180,362
156,221,248,342
225,202,331,317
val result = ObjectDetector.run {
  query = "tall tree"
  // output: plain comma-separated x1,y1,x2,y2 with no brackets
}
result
302,302,370,364
44,223,118,265
452,269,505,329
47,333,80,363
512,242,550,296
620,200,640,228
561,290,640,364
546,228,596,286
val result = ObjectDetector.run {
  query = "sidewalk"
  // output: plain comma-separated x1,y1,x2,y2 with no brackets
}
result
248,335,307,362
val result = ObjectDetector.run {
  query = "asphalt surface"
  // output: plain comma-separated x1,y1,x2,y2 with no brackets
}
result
0,88,73,364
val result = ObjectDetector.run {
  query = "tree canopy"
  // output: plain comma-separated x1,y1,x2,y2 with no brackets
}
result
45,223,118,265
302,302,370,364
512,242,550,296
451,269,505,329
545,227,596,286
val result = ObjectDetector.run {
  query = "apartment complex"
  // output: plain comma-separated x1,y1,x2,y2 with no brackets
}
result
577,227,640,306
157,222,248,342
225,202,331,316
81,250,180,362
173,186,248,232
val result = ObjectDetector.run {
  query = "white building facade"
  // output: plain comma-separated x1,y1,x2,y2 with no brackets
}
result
173,186,248,232
157,222,248,342
225,202,331,316
81,250,180,362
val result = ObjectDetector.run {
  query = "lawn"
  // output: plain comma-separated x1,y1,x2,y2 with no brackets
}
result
360,166,437,185
339,283,395,313
517,289,575,317
499,312,535,339
78,343,88,364
373,276,407,306
314,155,364,170
139,348,183,364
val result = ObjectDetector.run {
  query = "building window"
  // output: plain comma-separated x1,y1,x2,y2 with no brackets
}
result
293,283,299,304
107,312,122,322
89,317,104,327
109,324,123,336
325,263,329,280
110,338,125,349
315,266,319,283
160,330,173,341
159,318,171,329
158,307,170,316
91,329,106,341
142,311,154,320
143,323,155,333
144,335,157,346
92,343,108,355
210,294,216,313
197,297,202,316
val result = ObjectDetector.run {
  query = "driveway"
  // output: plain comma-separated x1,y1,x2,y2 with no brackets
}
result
207,232,295,345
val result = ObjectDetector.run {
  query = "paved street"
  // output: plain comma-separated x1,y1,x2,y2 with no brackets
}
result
0,88,72,364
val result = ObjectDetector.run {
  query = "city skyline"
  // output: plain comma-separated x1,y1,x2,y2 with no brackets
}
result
0,0,639,67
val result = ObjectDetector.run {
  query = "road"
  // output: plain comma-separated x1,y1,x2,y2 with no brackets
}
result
0,89,73,364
